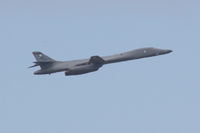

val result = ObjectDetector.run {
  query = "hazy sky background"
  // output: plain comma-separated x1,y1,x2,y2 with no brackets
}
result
0,0,200,133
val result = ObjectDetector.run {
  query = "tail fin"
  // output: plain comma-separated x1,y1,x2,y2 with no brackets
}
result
29,51,56,69
32,51,55,62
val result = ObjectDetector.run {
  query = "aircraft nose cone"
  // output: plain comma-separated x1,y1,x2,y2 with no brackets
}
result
166,49,173,53
162,49,173,54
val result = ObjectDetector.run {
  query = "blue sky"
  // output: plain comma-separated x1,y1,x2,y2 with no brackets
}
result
0,0,200,133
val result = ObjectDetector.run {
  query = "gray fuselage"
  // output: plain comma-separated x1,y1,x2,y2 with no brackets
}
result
32,47,172,76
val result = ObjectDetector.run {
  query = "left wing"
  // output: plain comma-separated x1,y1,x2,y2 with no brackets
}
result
89,56,105,65
76,56,105,66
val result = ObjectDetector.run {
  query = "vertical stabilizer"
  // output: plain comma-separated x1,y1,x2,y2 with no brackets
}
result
30,51,56,69
32,51,55,62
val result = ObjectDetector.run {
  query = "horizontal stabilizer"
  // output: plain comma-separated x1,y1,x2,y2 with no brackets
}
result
29,61,54,69
28,64,38,68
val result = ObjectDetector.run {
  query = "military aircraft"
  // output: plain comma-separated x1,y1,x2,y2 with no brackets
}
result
29,47,172,76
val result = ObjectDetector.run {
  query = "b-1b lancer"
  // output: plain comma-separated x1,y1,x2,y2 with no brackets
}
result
29,47,172,76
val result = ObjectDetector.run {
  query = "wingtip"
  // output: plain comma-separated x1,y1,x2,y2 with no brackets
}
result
166,49,173,54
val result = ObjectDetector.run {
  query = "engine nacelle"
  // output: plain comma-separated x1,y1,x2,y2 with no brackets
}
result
65,64,100,76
